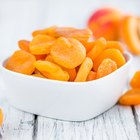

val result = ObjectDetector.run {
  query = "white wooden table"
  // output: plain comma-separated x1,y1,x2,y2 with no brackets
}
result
0,99,140,140
0,0,140,139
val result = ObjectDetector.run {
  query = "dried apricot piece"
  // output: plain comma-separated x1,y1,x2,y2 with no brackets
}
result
5,50,36,75
86,71,96,81
29,35,55,55
51,37,86,69
32,26,57,37
33,26,92,42
87,37,106,61
74,57,93,82
63,68,76,82
96,58,117,79
105,41,124,53
93,48,126,71
0,109,3,126
45,55,76,81
45,55,54,62
130,71,140,88
32,73,45,78
34,60,69,81
35,54,47,60
119,89,140,105
18,40,30,52
82,41,96,52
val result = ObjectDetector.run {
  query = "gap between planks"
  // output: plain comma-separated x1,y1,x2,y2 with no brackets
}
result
35,105,139,140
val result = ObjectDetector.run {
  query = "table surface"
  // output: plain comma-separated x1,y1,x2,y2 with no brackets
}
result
1,0,140,139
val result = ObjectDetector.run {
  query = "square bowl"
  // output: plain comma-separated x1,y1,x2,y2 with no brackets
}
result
0,52,132,121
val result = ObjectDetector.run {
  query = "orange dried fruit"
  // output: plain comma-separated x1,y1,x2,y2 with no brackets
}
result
51,37,86,69
0,109,3,126
5,50,36,75
86,71,96,81
75,57,93,82
130,71,140,89
119,89,140,105
32,26,57,37
87,37,106,61
82,41,96,52
32,73,45,78
29,35,55,55
96,58,117,79
34,60,69,81
93,48,126,71
45,55,54,62
18,40,30,52
105,41,124,53
63,68,77,82
32,26,92,42
45,55,76,81
35,54,47,60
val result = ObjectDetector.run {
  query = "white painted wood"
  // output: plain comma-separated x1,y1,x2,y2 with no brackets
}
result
36,105,139,140
0,99,35,140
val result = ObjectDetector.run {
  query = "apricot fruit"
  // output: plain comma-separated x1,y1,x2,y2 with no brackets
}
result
32,26,92,42
93,48,126,71
75,57,93,82
51,37,86,69
119,89,140,105
34,60,69,81
29,35,55,55
87,37,106,61
96,58,117,79
88,8,122,40
130,71,140,89
5,50,36,75
119,16,140,54
86,71,96,81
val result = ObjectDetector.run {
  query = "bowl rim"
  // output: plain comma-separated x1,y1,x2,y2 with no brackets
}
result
0,52,132,85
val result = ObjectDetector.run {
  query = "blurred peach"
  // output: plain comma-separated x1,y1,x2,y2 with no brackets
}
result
88,8,122,40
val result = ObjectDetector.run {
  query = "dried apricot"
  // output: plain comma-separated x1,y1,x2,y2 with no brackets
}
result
5,50,36,75
18,40,30,52
32,26,57,37
32,73,45,78
45,55,54,62
87,37,106,61
75,57,93,82
29,35,55,55
33,26,92,42
105,41,124,53
86,71,96,81
34,60,69,81
119,89,140,105
93,48,126,71
35,54,46,60
51,37,86,69
45,55,76,81
82,41,96,52
63,68,76,82
0,109,3,126
96,58,117,79
130,71,140,89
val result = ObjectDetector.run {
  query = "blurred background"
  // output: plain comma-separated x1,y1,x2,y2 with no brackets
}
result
0,0,140,57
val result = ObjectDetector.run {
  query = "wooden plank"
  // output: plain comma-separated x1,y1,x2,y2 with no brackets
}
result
133,106,140,138
0,99,35,140
36,105,139,140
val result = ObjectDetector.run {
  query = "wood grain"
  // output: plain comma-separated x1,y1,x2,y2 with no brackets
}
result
0,100,35,140
36,105,139,140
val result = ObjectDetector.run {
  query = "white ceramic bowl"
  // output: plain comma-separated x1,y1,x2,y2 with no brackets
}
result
0,53,132,121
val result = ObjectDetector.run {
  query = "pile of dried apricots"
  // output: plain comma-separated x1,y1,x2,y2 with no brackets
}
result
119,71,140,105
5,26,126,82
